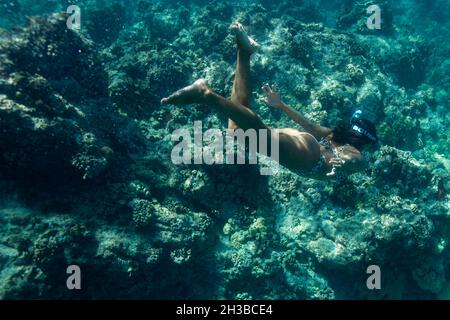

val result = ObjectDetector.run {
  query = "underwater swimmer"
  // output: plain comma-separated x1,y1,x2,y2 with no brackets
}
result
161,22,378,179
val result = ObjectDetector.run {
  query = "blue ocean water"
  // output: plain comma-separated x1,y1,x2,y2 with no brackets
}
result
0,0,449,300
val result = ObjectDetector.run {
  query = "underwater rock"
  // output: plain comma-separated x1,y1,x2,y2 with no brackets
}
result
108,45,191,117
0,13,141,185
412,256,446,294
383,42,429,89
3,13,108,100
129,198,154,228
83,2,128,46
372,146,433,197
151,198,212,247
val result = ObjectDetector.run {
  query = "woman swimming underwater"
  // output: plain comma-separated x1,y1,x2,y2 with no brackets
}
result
161,22,378,179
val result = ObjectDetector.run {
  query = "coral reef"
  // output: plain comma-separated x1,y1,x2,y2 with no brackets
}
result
0,0,449,300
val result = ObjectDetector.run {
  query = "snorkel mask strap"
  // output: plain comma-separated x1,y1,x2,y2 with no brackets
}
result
350,109,377,142
351,124,377,142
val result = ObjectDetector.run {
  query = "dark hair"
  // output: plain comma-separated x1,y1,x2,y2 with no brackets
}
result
332,119,378,149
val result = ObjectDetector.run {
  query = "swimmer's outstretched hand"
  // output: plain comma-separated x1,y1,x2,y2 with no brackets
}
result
262,84,283,109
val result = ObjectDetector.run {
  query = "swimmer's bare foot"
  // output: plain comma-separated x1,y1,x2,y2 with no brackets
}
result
230,21,260,54
161,79,212,105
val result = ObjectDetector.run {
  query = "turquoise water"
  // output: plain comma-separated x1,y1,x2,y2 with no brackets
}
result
0,0,449,299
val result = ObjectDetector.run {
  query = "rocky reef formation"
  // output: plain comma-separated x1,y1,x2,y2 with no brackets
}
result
0,0,449,299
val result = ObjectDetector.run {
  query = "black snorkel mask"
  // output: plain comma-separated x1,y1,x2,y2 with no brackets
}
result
350,110,378,143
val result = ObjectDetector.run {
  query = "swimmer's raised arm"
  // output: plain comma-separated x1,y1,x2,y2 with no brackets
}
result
262,84,332,140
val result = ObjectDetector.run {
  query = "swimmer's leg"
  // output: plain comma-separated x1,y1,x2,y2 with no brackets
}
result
161,79,267,131
228,22,260,130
